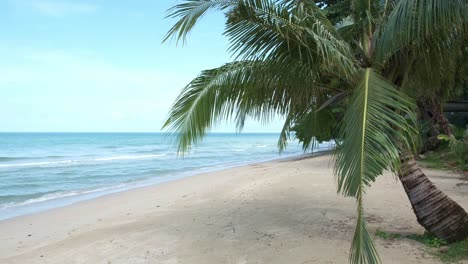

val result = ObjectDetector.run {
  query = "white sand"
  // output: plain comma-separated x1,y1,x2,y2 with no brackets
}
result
0,154,467,264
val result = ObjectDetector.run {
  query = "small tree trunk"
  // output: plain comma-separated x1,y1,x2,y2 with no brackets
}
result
417,98,454,151
399,154,468,242
418,100,440,151
434,107,453,137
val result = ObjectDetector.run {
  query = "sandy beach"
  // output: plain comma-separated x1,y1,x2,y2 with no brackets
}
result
0,154,467,264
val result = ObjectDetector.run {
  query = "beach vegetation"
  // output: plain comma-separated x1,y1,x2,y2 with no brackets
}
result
436,239,468,263
375,230,401,240
376,230,468,263
417,126,468,172
418,143,468,172
406,232,448,248
162,0,468,263
438,128,468,171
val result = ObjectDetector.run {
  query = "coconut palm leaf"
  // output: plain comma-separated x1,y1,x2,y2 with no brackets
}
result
336,17,356,43
348,0,384,61
291,107,337,151
317,90,348,112
164,0,235,43
395,40,463,98
334,68,417,263
335,68,416,197
374,0,468,63
162,60,324,152
165,0,356,76
277,112,293,151
226,0,354,72
375,0,467,100
351,0,382,35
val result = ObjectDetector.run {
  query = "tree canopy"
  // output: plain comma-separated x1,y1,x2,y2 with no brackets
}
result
163,1,468,262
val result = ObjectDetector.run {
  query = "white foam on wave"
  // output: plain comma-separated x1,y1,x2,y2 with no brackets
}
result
0,185,126,210
0,154,168,168
0,160,77,168
233,147,248,152
95,154,166,161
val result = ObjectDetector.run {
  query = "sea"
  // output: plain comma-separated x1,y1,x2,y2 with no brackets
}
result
0,133,332,220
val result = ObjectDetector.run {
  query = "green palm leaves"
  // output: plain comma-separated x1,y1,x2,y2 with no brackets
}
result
162,60,321,152
165,0,355,75
374,0,468,109
161,0,460,263
164,0,234,43
335,69,416,263
374,0,468,63
163,0,354,153
336,69,416,197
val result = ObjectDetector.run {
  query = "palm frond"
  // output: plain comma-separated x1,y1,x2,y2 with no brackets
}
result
334,68,417,263
382,0,398,17
162,60,323,152
351,194,379,264
277,112,293,151
165,0,356,77
164,0,235,43
378,16,467,101
225,0,356,75
350,0,383,59
374,0,468,63
291,107,338,151
351,0,382,31
397,39,464,98
336,17,356,43
317,90,349,112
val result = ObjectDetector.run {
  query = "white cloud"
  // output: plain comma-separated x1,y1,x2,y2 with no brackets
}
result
20,0,98,17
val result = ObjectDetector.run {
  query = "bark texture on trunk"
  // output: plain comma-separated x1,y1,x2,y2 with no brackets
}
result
399,155,468,242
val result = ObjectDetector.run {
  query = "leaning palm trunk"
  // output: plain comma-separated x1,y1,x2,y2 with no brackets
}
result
399,154,468,242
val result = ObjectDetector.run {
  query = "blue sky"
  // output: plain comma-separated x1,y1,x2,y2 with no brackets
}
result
1,0,283,132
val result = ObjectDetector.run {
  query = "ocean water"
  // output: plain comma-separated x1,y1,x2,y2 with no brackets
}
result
0,133,332,220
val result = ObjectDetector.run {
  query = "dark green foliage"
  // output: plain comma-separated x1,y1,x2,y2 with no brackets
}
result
292,107,338,151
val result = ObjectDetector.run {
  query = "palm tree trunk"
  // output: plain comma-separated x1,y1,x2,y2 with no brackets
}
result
399,154,468,242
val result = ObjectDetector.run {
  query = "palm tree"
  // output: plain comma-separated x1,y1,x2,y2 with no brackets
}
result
162,0,468,262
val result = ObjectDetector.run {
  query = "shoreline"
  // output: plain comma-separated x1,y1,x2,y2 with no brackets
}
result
1,153,465,263
0,149,332,222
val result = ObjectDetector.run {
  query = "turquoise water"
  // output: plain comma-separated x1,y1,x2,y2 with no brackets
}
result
0,133,332,220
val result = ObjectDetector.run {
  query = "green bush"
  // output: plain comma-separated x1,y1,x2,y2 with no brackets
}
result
438,128,468,170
